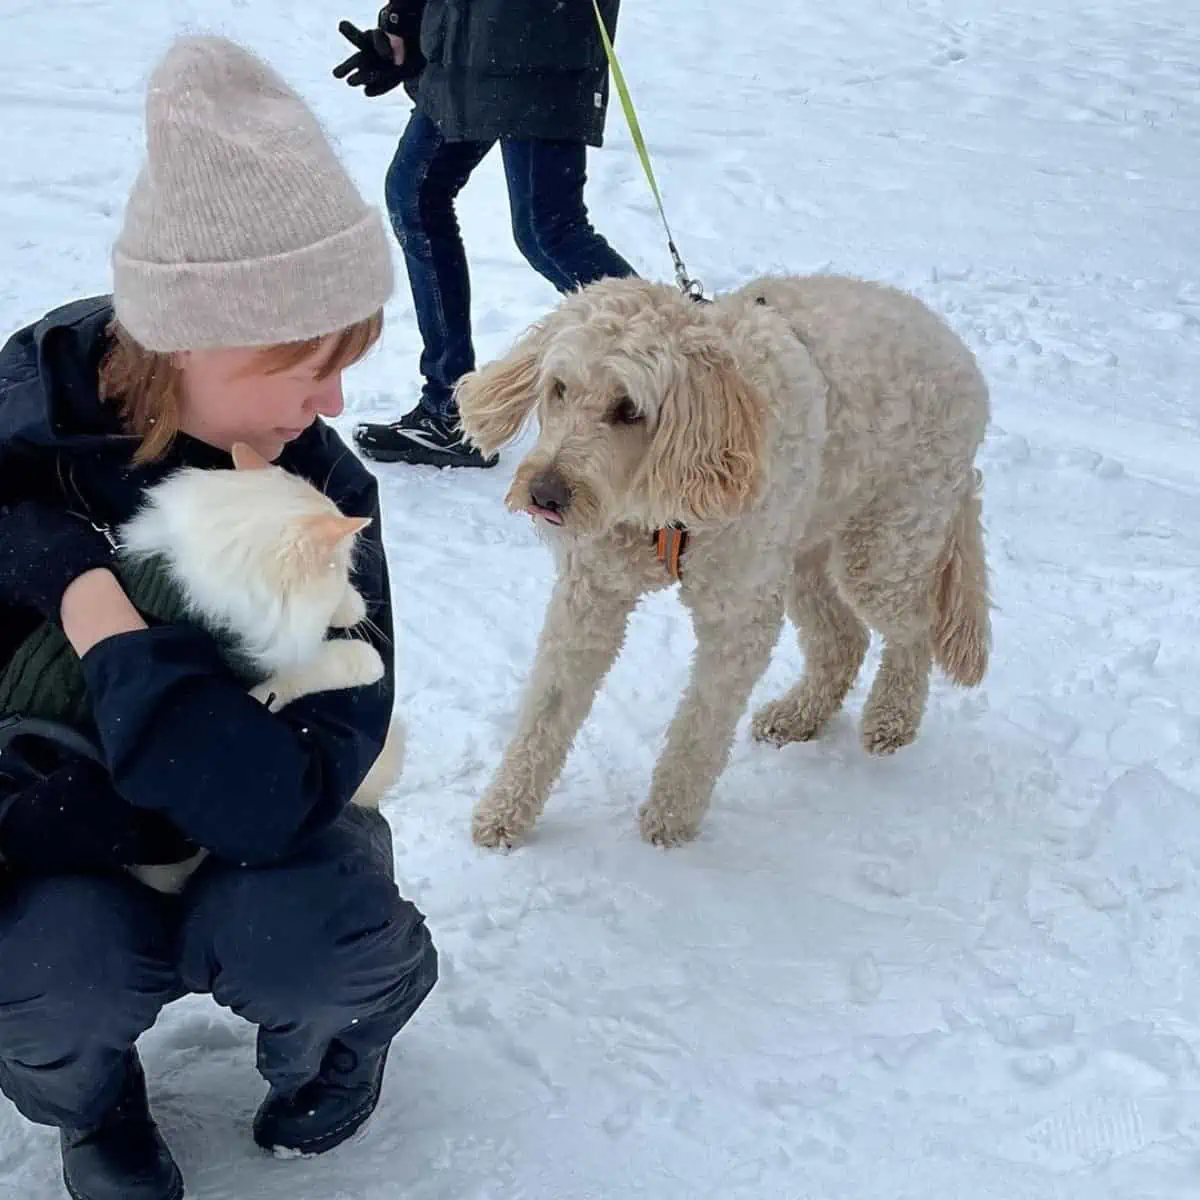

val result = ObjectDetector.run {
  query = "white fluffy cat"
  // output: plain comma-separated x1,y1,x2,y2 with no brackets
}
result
116,441,404,893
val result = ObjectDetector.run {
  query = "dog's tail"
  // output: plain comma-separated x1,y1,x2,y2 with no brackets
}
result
352,716,407,810
932,470,990,687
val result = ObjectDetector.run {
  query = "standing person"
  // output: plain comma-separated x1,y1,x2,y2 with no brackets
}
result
0,37,437,1200
335,0,638,469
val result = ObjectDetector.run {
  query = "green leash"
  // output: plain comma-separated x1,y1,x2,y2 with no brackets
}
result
592,0,705,300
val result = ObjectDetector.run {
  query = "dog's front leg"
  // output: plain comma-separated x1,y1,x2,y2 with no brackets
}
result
473,565,640,850
640,589,784,847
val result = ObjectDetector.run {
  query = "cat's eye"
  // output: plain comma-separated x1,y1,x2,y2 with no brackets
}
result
609,395,643,425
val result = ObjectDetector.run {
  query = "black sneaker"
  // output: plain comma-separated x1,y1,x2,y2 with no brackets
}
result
61,1054,183,1200
252,1041,390,1157
353,407,498,469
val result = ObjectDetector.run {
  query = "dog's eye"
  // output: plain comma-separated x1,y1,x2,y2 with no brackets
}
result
550,379,566,400
610,396,643,425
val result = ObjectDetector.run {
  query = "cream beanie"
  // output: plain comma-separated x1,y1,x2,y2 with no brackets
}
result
113,35,393,350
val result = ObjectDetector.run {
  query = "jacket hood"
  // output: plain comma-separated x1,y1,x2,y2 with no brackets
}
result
0,296,136,457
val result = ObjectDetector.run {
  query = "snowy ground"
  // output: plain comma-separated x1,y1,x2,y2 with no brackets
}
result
3,0,1200,1196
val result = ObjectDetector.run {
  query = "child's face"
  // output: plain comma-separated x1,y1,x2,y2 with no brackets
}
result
174,341,346,461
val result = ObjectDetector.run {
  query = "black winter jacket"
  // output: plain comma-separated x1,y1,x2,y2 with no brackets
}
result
408,0,622,146
0,298,396,867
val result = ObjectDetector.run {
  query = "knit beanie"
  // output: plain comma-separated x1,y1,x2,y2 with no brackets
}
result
112,35,393,351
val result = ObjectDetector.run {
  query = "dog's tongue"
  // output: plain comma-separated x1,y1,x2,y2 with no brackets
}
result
526,505,565,526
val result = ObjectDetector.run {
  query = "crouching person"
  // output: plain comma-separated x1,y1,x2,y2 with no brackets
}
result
0,35,437,1200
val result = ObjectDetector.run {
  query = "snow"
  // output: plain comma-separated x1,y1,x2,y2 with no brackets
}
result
3,0,1200,1196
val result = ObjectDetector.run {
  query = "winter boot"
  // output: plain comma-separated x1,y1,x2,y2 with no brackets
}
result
252,1040,390,1156
60,1053,183,1200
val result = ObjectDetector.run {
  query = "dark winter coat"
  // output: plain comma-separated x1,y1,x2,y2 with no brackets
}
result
0,547,262,726
410,0,622,146
0,298,396,867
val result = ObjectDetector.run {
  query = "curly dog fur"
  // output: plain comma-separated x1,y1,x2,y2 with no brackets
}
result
457,274,991,849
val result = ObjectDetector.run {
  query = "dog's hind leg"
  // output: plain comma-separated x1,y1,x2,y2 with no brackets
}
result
640,587,785,847
835,500,948,756
472,566,640,850
752,542,870,746
860,631,931,756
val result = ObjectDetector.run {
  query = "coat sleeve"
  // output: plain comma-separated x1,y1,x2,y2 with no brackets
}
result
78,474,397,866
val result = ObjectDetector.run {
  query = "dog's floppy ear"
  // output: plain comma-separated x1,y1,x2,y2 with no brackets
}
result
642,345,766,523
455,325,545,456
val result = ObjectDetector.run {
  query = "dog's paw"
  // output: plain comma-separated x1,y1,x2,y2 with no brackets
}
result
860,706,919,756
751,694,828,746
471,766,547,851
638,801,702,848
471,804,531,852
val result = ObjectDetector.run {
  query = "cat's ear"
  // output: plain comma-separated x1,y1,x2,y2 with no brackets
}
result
231,442,271,471
304,514,372,546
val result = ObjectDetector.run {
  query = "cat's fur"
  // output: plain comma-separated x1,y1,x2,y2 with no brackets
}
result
116,442,403,893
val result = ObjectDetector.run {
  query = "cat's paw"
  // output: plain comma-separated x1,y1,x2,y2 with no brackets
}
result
321,639,385,690
127,851,208,895
331,585,368,629
249,641,383,711
250,676,286,709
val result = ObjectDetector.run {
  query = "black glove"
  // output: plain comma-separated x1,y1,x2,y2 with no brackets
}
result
334,4,425,97
0,745,196,874
0,501,115,625
377,0,425,49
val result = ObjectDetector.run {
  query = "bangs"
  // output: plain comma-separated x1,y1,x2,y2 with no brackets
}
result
252,310,384,379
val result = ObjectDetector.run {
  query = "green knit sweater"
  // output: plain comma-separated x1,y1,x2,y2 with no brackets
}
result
0,554,262,727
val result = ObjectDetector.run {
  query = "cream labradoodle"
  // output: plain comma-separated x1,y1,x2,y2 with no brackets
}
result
457,274,991,849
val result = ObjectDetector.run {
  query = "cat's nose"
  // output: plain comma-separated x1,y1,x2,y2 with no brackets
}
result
529,470,571,514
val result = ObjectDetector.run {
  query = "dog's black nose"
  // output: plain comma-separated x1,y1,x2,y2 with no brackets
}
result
530,471,571,514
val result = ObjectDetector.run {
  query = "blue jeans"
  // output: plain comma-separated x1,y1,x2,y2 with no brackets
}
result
0,808,436,1130
385,110,636,422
